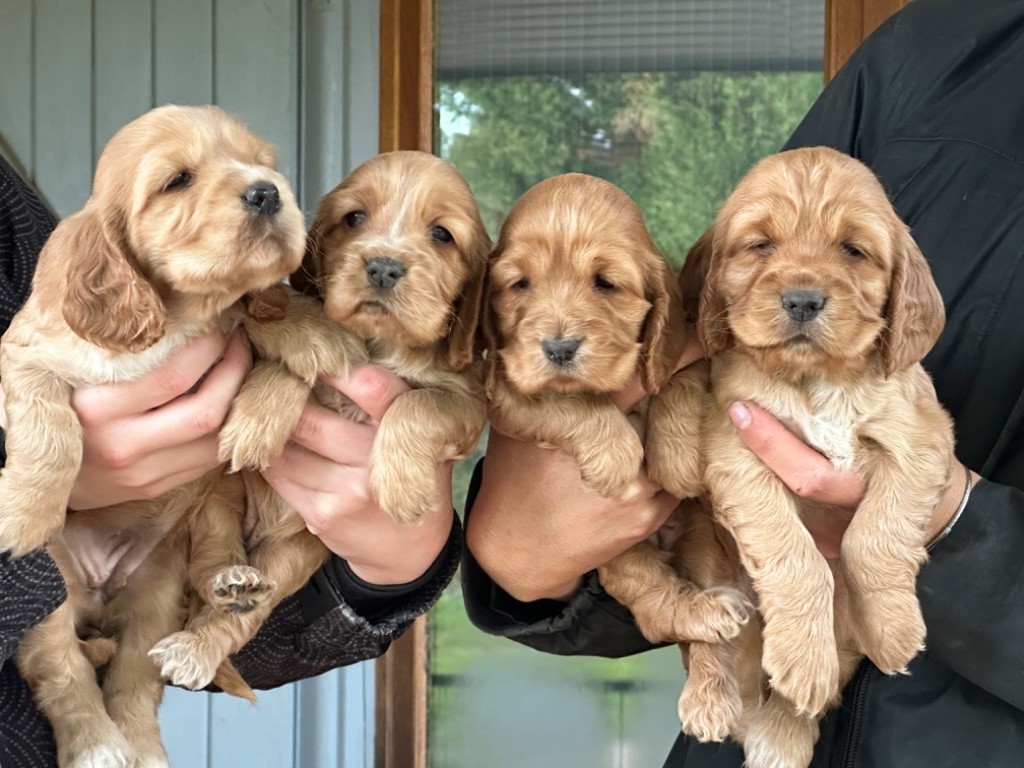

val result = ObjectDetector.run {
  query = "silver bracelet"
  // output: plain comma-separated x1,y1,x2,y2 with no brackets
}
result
927,463,973,551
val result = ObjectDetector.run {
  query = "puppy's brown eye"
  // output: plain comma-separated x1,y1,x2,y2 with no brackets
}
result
593,273,616,292
752,240,773,256
164,171,192,192
511,277,530,291
842,242,866,259
345,211,367,228
430,225,453,244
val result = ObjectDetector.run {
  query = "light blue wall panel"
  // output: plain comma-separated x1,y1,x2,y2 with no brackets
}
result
153,0,214,106
93,0,154,155
33,0,93,216
0,1,382,766
0,0,33,178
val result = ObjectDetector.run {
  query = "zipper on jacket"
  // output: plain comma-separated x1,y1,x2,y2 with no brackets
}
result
840,662,875,768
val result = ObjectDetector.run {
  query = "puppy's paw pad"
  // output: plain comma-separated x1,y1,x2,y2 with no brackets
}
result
149,633,219,691
763,637,839,717
209,565,276,613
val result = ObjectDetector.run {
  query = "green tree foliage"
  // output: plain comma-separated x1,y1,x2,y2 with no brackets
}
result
439,71,821,267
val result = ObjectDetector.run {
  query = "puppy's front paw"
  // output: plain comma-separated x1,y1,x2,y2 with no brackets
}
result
369,456,439,525
218,408,292,472
208,565,276,614
762,633,839,716
0,499,65,557
856,589,926,675
578,432,643,498
149,632,220,691
678,670,741,743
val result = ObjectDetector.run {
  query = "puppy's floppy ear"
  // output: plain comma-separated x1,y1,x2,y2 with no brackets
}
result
441,227,492,373
62,205,165,352
639,244,686,395
480,250,502,399
689,226,731,358
290,219,324,299
880,224,945,376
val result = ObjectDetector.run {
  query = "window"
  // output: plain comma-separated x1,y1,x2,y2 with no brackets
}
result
430,2,824,766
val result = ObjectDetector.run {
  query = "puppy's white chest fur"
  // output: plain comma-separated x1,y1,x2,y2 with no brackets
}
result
758,379,861,471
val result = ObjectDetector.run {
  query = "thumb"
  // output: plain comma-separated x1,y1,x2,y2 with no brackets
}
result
729,401,865,508
322,363,410,424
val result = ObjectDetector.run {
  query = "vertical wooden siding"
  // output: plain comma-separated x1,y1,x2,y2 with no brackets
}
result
0,0,379,217
0,2,379,767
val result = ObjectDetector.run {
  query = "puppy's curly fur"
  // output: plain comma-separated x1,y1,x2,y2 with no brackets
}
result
676,147,955,768
6,106,306,768
483,173,752,647
151,151,491,696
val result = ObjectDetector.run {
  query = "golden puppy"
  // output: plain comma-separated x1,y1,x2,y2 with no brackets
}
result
148,151,489,694
5,106,305,767
677,146,955,767
483,173,752,646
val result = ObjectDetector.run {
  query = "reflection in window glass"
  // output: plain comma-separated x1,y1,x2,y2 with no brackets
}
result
432,2,824,766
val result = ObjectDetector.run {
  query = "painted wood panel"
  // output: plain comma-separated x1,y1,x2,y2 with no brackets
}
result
0,1,381,766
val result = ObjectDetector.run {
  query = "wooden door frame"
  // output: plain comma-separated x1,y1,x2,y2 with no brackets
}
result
825,0,910,81
375,7,434,767
373,0,909,765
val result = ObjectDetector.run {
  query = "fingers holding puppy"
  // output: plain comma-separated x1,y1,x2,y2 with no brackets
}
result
69,331,252,510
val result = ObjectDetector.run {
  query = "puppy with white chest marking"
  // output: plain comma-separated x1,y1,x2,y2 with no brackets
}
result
677,146,956,768
4,105,306,768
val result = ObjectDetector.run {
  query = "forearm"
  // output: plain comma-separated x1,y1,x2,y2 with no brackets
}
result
228,516,461,688
462,459,657,658
0,550,66,666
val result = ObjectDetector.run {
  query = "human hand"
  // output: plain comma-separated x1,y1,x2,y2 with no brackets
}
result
261,364,454,585
65,331,252,510
727,400,978,558
465,330,703,604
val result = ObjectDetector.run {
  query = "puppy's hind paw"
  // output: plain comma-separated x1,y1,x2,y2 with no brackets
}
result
149,632,220,691
208,565,276,614
676,587,754,644
678,679,740,743
61,743,132,768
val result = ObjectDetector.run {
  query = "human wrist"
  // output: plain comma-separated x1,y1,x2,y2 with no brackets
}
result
926,463,977,546
345,509,454,585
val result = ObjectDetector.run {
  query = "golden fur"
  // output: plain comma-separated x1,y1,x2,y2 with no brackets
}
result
148,151,491,696
483,173,752,646
5,106,306,768
674,147,955,768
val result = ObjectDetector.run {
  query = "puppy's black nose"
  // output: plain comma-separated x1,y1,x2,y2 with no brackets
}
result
243,182,281,215
366,257,407,290
781,290,826,322
541,337,582,367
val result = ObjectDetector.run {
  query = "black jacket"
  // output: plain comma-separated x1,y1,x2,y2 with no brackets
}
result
0,156,461,768
462,1,1024,765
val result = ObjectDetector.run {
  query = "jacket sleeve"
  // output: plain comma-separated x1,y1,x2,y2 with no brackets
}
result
917,479,1024,712
228,515,462,688
460,459,658,658
783,13,902,163
0,552,66,668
